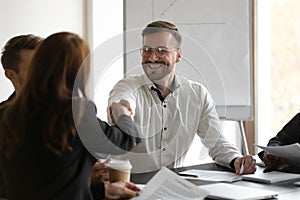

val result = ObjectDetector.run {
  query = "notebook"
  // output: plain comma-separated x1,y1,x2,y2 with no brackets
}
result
198,183,278,200
241,171,300,184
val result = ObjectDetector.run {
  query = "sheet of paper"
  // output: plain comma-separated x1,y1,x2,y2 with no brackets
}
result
135,184,146,190
178,169,241,183
241,171,300,184
255,143,300,165
132,167,208,200
198,183,278,200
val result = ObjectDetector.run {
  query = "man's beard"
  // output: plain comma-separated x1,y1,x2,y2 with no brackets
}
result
142,62,173,81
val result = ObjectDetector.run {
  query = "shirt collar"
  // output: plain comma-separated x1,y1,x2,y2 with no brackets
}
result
143,74,180,92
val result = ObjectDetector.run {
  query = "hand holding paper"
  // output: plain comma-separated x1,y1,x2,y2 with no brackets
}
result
256,143,300,166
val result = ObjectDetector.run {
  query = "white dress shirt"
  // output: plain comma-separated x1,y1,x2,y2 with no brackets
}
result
108,74,241,173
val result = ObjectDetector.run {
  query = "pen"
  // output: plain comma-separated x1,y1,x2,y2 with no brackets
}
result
239,160,245,175
178,173,198,178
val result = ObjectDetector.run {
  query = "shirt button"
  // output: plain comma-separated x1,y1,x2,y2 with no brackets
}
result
164,127,167,131
163,104,167,108
162,148,166,151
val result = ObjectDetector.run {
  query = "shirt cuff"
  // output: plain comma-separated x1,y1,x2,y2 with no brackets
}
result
229,157,237,169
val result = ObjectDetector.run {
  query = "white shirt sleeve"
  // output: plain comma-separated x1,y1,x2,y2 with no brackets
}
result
196,86,241,168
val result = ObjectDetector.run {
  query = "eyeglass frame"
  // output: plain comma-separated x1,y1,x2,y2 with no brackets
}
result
139,46,178,58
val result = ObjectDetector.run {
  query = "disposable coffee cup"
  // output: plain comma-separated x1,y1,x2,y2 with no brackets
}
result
107,159,132,183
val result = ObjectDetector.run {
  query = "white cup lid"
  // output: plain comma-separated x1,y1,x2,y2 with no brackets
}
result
107,159,132,171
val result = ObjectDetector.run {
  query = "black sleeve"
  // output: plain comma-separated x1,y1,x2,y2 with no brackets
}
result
0,108,7,198
268,113,300,146
73,99,140,158
90,180,105,200
229,158,237,170
0,169,7,198
98,114,141,151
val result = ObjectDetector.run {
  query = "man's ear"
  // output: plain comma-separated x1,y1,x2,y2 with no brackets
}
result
176,48,182,63
4,69,17,83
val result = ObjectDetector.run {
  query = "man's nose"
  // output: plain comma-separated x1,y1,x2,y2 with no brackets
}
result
148,50,159,61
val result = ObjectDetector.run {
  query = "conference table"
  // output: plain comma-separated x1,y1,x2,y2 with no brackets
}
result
131,162,300,199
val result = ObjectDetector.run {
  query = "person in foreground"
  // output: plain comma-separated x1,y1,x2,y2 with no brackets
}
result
0,34,43,199
0,32,140,200
258,112,300,173
94,20,256,178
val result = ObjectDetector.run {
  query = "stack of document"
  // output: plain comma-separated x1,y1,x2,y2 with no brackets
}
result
132,167,208,200
132,167,281,200
178,169,241,182
198,183,278,200
241,171,300,183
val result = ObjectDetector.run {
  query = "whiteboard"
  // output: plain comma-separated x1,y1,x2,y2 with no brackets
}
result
123,0,253,120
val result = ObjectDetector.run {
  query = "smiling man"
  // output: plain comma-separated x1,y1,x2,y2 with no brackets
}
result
93,21,256,178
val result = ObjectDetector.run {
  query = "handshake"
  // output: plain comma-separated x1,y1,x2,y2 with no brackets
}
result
109,99,133,124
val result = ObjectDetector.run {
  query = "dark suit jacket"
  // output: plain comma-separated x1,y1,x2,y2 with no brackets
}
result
0,92,15,198
268,113,300,146
259,113,300,173
0,99,140,200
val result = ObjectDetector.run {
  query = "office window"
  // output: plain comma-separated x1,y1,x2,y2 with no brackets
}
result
257,0,300,145
270,0,300,132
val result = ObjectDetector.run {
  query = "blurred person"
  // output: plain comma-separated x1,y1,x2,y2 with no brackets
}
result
0,32,140,200
0,34,43,199
0,34,43,104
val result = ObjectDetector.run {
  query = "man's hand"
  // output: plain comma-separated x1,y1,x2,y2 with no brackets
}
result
261,152,289,170
234,155,256,175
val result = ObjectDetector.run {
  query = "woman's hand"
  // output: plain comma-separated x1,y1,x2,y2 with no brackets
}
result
105,181,140,199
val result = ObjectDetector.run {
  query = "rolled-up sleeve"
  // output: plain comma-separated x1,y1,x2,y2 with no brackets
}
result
197,87,241,168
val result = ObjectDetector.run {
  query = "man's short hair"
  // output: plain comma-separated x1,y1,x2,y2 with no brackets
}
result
1,34,43,73
142,20,182,47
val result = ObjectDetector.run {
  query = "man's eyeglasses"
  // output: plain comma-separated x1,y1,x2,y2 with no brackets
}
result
140,47,177,58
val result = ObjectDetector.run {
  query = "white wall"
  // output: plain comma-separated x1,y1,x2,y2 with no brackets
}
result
255,0,271,148
89,0,124,120
0,0,85,102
